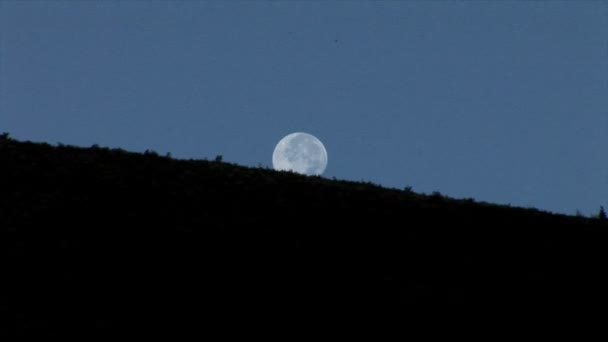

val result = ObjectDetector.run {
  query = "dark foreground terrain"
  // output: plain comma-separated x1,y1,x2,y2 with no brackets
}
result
1,137,607,336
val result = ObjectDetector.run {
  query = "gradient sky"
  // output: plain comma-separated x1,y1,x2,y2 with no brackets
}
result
1,1,606,216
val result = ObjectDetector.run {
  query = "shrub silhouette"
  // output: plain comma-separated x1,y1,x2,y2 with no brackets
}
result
144,149,159,157
599,206,607,221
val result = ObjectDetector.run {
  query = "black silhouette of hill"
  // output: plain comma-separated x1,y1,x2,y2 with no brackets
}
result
2,137,607,336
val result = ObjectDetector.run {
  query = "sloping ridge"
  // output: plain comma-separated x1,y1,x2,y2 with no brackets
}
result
1,138,607,336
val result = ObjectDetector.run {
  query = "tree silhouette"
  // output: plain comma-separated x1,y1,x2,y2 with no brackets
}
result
599,206,607,221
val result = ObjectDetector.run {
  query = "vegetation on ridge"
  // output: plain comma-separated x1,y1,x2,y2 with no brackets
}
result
1,136,607,337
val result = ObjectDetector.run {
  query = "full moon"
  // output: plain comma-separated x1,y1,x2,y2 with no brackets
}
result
272,132,328,176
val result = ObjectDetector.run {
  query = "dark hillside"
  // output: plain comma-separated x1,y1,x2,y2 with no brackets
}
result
1,138,607,336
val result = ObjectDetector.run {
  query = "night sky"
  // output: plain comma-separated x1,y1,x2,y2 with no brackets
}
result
1,1,606,216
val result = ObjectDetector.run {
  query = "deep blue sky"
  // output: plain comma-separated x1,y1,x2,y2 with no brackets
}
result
1,1,606,215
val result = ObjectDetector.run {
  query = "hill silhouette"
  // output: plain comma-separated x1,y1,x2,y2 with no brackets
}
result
2,137,607,336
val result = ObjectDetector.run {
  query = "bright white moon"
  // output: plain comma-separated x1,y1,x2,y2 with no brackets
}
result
272,132,328,176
